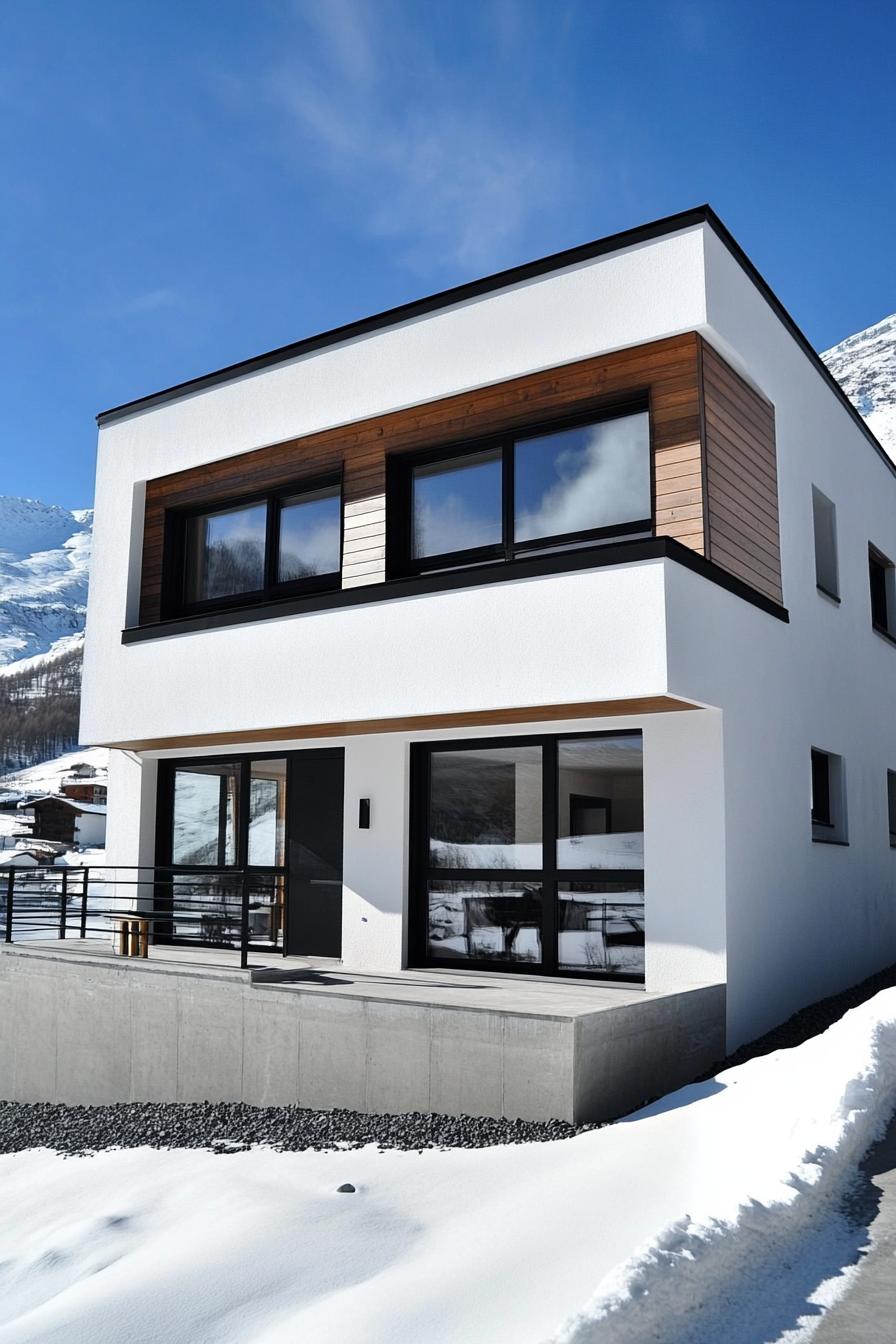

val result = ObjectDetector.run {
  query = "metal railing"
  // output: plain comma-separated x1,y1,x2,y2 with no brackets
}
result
1,864,287,969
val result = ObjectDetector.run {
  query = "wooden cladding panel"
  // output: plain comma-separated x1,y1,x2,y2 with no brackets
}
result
138,334,706,622
102,695,698,753
699,340,782,605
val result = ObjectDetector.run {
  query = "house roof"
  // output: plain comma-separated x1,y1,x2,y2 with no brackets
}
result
94,204,891,479
20,795,107,815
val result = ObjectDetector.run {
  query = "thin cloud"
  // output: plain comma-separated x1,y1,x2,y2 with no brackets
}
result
268,0,582,271
123,287,183,314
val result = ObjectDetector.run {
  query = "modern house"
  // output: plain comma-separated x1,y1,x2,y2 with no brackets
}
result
3,205,896,1121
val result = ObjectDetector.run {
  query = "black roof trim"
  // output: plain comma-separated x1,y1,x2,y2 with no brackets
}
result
95,204,890,478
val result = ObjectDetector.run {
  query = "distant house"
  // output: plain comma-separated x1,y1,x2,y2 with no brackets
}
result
61,779,108,805
19,796,106,848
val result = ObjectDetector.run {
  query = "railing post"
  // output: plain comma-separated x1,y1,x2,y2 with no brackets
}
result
59,868,69,940
80,867,89,938
239,871,250,970
4,869,13,943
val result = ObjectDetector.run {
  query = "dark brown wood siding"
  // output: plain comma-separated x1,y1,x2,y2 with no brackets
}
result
699,339,782,604
138,334,705,622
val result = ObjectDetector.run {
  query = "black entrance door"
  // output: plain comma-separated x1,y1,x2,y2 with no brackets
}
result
286,748,345,957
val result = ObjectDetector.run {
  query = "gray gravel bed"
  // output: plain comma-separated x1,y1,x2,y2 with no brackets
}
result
0,1100,583,1156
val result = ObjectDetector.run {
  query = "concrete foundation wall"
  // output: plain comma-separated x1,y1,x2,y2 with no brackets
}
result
0,949,725,1124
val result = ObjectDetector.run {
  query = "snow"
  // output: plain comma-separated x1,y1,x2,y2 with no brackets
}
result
2,989,896,1343
822,312,896,461
0,745,109,798
430,831,644,869
0,497,92,669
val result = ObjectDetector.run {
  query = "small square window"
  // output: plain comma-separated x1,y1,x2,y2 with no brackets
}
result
869,545,896,637
812,488,838,599
811,748,847,844
888,771,896,848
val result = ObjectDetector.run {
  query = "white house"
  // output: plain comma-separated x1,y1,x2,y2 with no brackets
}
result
13,204,888,1120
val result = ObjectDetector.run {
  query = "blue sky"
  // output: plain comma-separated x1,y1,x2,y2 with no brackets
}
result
2,0,894,509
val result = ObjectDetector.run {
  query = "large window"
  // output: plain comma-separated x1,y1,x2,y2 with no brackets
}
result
390,407,651,575
412,732,644,981
172,476,342,614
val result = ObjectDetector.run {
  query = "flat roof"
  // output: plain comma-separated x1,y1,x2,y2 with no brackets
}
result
95,204,889,477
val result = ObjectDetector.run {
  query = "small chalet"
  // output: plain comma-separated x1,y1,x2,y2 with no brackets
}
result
19,796,107,849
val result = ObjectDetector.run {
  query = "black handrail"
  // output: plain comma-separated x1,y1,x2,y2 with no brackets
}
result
0,863,286,968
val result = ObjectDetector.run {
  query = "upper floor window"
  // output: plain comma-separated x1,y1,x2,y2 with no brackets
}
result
869,544,896,639
173,476,342,615
390,407,651,576
811,746,848,844
812,487,838,600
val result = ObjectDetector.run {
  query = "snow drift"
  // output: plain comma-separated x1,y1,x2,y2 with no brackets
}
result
1,989,895,1343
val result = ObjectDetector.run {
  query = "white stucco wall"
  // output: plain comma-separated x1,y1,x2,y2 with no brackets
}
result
670,230,896,1046
82,559,669,747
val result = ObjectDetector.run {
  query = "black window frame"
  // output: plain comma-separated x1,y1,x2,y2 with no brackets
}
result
810,748,832,828
869,543,895,640
408,729,645,983
387,401,653,579
163,471,344,618
887,770,896,848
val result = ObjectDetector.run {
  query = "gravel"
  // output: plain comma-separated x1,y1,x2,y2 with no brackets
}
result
0,1099,582,1157
2,961,894,1158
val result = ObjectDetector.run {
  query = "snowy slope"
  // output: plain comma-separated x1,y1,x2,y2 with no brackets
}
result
822,312,896,460
0,744,108,795
2,988,896,1342
0,498,92,668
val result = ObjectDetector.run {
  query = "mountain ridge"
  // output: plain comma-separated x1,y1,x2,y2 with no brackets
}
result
0,497,92,669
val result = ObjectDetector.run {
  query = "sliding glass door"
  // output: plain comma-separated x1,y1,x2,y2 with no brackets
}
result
411,731,644,981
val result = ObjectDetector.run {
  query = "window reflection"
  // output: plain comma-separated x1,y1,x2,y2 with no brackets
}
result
429,745,542,869
278,486,341,582
557,736,644,869
171,764,240,866
558,881,644,976
412,449,502,560
248,759,287,867
428,881,542,963
185,503,267,604
514,412,650,545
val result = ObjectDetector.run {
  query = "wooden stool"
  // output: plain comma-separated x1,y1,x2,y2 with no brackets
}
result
113,916,150,958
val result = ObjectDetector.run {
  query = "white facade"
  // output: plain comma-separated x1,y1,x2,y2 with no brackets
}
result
82,213,896,1050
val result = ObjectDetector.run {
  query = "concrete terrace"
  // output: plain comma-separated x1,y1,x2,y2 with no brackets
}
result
0,942,725,1123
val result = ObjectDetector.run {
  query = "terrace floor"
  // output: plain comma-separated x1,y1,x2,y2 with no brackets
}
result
5,937,649,1017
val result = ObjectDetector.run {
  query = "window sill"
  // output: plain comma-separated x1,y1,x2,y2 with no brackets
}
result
812,836,850,847
872,623,896,648
122,536,790,645
816,584,841,605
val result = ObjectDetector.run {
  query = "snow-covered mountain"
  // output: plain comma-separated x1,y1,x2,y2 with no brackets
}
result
0,498,92,669
822,312,896,460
